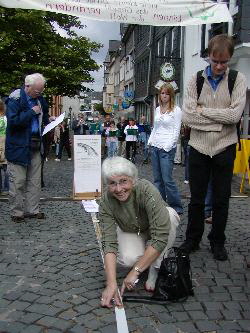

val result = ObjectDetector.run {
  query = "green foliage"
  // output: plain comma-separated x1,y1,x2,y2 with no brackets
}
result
0,7,102,97
94,102,105,114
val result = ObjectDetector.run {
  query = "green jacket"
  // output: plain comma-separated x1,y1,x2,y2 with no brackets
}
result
99,179,171,255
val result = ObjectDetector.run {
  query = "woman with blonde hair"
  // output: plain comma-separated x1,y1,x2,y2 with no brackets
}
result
148,83,183,214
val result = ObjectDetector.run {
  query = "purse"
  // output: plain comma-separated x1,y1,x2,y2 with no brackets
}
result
123,247,194,304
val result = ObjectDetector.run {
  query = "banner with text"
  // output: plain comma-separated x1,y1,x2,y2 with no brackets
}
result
0,0,232,26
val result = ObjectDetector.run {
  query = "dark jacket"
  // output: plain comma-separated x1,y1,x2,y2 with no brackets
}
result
72,119,89,135
5,88,49,166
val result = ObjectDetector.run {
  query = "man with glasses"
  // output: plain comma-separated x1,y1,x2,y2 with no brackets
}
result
6,73,53,222
180,34,247,260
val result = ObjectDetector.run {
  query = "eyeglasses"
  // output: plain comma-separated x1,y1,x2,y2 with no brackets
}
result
210,59,230,66
26,85,44,95
108,178,130,189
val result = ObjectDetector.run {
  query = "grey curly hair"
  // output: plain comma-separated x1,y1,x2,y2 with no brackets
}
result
102,157,138,184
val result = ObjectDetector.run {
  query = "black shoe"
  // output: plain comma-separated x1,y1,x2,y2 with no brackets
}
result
211,243,228,261
24,212,45,219
179,240,200,254
11,216,25,223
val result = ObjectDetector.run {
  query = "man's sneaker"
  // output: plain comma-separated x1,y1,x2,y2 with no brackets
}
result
211,243,228,261
184,180,189,184
11,216,25,223
178,240,200,254
24,212,45,219
68,158,72,161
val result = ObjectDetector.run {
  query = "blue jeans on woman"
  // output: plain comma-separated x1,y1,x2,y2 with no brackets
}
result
151,146,183,214
107,141,117,158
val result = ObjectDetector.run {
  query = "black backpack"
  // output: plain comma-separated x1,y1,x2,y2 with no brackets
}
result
196,69,242,150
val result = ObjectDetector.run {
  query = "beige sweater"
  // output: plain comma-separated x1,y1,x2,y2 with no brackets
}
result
182,68,247,157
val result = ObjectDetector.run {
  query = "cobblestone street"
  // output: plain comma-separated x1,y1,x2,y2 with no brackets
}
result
0,151,250,333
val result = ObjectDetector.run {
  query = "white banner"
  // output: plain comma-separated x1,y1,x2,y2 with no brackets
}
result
0,0,232,26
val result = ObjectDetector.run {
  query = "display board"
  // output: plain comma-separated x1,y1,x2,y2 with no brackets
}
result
73,135,102,199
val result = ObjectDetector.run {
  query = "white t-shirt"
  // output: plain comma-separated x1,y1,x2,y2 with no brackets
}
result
124,124,138,142
148,105,182,152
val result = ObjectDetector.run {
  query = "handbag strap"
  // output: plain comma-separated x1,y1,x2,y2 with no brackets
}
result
175,249,194,300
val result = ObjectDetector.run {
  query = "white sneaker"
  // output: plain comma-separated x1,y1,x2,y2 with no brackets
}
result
68,158,72,161
55,158,60,162
184,180,189,184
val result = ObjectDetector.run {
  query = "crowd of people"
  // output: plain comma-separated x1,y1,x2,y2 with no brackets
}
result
0,34,248,308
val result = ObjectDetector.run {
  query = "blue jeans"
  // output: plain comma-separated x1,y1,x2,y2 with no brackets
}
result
183,142,190,181
107,141,117,157
151,146,183,214
139,132,150,160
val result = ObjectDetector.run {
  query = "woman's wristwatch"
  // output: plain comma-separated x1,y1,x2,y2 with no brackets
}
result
134,266,142,274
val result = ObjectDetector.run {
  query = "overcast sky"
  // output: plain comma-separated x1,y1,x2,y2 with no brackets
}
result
78,19,120,92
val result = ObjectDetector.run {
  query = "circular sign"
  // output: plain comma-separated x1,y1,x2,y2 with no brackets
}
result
160,62,175,81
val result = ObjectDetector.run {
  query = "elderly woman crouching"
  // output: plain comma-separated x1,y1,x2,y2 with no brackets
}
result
99,157,179,308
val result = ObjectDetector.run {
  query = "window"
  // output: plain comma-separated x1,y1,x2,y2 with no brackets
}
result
171,29,175,55
209,23,228,39
163,35,167,56
130,54,134,70
157,39,161,56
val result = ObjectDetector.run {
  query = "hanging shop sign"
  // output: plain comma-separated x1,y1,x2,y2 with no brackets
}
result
0,1,232,26
160,62,175,81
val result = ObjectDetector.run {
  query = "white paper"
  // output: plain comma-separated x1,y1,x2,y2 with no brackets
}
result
82,200,99,213
42,112,65,136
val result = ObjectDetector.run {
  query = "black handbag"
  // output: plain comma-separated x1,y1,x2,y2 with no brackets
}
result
123,247,194,304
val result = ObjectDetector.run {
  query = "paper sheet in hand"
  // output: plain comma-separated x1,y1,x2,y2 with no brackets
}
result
42,112,65,136
82,200,99,213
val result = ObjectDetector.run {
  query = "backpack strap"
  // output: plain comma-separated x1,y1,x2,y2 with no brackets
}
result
228,69,242,151
228,69,238,97
196,70,204,100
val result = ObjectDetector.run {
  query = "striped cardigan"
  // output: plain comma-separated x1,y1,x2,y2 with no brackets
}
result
182,67,247,157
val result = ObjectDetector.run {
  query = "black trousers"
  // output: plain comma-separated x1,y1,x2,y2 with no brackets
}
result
58,140,71,159
126,141,137,160
186,144,236,245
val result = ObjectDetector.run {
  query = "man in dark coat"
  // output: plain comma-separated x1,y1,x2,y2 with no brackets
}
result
6,73,52,222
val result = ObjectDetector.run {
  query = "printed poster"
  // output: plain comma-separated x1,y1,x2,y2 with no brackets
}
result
73,135,101,197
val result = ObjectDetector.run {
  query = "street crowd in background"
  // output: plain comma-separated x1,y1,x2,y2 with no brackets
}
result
0,34,248,308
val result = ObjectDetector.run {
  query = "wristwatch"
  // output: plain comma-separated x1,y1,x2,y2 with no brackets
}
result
134,266,142,274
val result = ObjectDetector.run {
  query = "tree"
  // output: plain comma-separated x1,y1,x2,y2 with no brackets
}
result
94,102,105,115
0,7,102,97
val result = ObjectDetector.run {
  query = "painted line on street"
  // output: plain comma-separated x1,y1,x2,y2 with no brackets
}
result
89,211,129,333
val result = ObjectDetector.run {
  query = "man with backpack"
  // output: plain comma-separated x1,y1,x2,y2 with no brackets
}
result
179,34,247,261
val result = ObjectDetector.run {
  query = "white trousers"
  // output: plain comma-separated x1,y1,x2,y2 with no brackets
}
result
117,206,179,269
